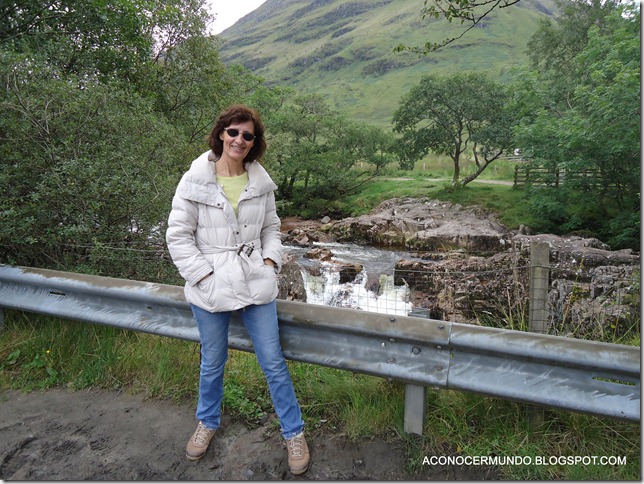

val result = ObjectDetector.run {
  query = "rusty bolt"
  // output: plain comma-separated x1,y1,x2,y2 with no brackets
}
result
411,346,421,355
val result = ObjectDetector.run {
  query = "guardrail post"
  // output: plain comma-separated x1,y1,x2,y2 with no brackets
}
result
404,384,427,435
405,308,431,435
529,241,550,334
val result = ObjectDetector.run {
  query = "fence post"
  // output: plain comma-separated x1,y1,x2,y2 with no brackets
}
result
529,242,550,334
528,242,550,427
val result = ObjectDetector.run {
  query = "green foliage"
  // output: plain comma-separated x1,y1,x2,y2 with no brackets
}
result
605,211,640,251
258,90,396,212
409,391,641,480
152,35,242,143
0,0,251,279
512,0,640,250
0,53,182,278
0,311,200,399
1,0,155,82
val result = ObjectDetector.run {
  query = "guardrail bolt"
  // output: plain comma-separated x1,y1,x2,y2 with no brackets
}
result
411,346,421,355
389,317,397,324
388,357,396,364
435,365,443,372
437,323,445,330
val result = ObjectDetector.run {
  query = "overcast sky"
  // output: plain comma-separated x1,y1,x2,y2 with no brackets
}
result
206,0,268,34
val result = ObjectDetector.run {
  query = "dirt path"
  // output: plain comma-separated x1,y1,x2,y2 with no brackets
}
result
0,388,496,480
384,177,514,186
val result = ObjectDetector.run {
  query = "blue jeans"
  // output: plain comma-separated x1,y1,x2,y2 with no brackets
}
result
191,301,304,439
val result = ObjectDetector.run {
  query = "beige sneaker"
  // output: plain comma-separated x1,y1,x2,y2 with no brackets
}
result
185,421,216,461
286,432,310,475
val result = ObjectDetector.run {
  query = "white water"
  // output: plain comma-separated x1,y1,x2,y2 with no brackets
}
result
285,242,417,316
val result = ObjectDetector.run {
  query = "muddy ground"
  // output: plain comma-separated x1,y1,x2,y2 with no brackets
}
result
0,388,498,481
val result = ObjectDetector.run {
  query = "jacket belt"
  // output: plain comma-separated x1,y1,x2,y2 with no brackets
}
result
198,238,262,255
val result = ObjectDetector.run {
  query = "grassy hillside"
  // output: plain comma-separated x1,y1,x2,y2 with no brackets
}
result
218,0,556,127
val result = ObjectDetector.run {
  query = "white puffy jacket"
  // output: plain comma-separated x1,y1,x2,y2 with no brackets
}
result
166,150,283,312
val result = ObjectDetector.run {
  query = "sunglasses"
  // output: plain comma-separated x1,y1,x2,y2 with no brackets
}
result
223,128,256,142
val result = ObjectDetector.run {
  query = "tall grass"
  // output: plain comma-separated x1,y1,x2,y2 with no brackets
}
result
0,310,639,480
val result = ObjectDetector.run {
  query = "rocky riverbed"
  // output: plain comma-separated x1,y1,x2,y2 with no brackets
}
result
279,198,640,339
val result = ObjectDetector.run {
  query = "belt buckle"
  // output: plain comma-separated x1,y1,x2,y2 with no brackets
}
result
237,243,254,257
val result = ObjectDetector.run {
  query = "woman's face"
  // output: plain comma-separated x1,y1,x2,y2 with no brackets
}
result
220,120,255,163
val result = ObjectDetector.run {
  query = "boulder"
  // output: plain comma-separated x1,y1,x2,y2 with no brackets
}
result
277,253,307,302
396,237,639,337
327,198,512,253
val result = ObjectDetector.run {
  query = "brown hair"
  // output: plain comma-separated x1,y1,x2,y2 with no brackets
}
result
208,104,267,163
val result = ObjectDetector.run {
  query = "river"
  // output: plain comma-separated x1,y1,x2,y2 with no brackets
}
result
284,242,426,316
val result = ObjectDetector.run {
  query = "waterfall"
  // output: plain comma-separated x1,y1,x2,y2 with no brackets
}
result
285,242,415,316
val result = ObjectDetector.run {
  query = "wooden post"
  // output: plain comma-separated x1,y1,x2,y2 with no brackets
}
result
529,242,550,334
528,242,550,427
514,165,518,188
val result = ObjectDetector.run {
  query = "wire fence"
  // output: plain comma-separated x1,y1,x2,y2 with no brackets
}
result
297,257,639,342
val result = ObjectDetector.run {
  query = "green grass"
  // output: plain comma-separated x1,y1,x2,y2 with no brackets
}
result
0,310,639,480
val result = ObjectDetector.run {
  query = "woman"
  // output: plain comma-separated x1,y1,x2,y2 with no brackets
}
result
166,104,309,475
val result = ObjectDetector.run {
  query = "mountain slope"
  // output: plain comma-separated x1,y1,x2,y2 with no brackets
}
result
218,0,556,127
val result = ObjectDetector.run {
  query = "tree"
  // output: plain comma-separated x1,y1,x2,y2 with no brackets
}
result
392,72,514,186
251,90,396,217
1,0,213,84
152,36,239,145
525,0,622,113
0,55,183,278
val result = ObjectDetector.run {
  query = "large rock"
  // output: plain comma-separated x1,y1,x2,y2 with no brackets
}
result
327,198,512,253
511,234,638,276
396,234,640,337
277,253,307,302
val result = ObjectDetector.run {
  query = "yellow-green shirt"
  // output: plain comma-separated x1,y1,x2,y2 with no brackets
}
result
218,172,249,216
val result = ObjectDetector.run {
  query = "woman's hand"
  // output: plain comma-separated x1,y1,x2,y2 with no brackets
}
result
263,258,275,267
198,271,213,284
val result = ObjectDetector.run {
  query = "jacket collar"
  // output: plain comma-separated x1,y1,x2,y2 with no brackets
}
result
186,150,277,196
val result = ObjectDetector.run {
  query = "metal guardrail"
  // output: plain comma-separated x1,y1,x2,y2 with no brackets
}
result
0,265,640,428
